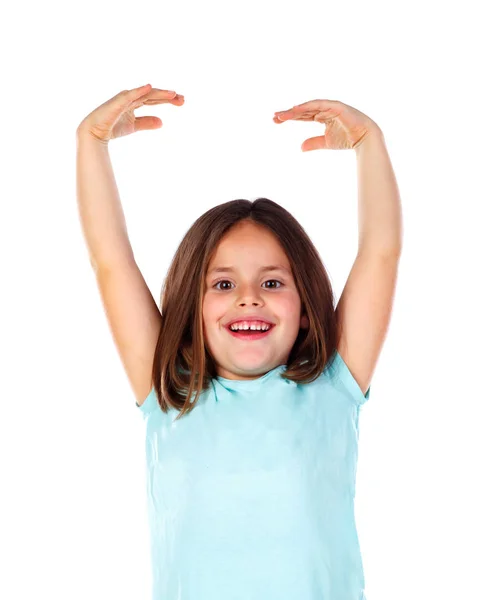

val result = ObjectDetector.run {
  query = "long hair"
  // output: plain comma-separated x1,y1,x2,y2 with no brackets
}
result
152,198,341,420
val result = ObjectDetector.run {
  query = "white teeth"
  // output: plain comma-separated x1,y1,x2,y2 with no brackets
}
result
230,323,271,331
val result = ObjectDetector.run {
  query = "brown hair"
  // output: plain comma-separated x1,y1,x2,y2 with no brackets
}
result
152,198,341,420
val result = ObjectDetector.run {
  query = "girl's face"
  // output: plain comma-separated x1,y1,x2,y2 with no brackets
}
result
202,221,309,381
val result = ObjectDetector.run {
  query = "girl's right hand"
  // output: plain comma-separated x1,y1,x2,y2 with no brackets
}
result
77,84,184,143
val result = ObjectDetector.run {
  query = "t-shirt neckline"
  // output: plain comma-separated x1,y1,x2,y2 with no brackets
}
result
215,364,287,391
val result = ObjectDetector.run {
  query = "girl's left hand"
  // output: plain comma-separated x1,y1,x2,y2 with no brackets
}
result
273,99,381,152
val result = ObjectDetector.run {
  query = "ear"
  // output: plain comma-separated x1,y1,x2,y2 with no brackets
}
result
300,314,309,329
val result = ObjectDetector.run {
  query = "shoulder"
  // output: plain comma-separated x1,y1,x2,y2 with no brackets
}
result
323,350,371,406
136,386,158,416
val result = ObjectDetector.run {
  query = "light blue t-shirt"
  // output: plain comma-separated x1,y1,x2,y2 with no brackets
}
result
137,350,370,600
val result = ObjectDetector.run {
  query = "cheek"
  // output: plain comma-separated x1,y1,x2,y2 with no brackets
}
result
202,293,226,322
276,293,302,318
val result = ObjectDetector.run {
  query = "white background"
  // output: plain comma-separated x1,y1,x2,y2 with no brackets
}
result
1,0,489,599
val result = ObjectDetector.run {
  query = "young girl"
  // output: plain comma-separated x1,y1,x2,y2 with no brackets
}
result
77,84,402,600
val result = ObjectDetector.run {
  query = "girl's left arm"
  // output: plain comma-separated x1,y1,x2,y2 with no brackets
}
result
336,130,402,396
272,100,402,394
355,129,403,256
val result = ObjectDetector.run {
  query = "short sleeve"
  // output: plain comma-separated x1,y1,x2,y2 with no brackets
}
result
326,350,371,406
136,386,158,417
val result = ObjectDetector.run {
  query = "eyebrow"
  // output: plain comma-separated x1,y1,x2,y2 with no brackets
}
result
208,265,291,276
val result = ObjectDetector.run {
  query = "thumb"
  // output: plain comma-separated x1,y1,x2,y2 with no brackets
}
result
134,116,163,132
301,136,326,152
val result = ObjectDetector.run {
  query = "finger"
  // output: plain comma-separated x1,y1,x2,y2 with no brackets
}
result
293,99,338,111
134,116,163,132
274,110,292,121
127,84,153,99
274,107,309,121
127,84,177,102
274,109,312,122
141,86,177,97
169,94,184,104
139,94,184,106
275,100,339,121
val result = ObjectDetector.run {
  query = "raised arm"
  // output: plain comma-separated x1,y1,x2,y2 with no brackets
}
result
75,85,184,404
76,132,135,270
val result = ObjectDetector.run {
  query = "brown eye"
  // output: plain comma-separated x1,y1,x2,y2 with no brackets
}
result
213,279,283,291
264,280,283,289
214,280,232,291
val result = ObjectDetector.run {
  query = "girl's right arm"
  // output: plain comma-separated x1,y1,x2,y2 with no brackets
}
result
76,84,183,270
76,132,134,270
77,132,162,405
76,85,184,404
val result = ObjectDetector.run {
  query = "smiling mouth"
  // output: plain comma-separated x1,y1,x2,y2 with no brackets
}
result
226,324,275,340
